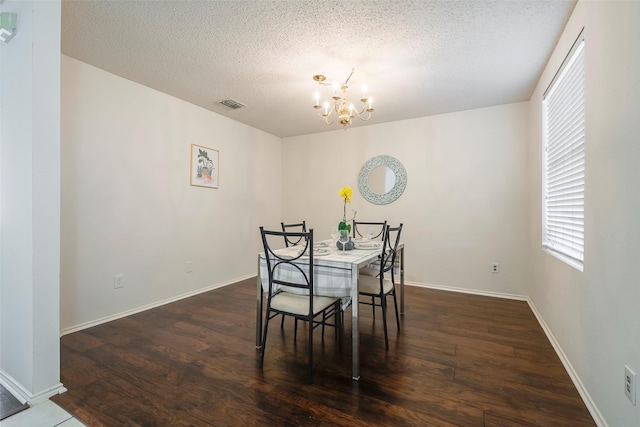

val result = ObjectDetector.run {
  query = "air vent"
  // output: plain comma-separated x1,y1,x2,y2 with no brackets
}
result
217,98,246,110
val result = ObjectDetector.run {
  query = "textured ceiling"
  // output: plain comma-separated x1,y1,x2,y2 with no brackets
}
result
61,0,576,138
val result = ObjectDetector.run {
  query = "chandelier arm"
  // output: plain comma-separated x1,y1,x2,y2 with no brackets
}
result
351,102,371,116
355,103,368,115
350,107,373,121
315,99,340,119
317,107,337,124
324,113,337,125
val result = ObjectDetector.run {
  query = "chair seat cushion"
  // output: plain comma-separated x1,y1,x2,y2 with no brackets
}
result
359,267,379,277
358,275,394,295
271,292,340,316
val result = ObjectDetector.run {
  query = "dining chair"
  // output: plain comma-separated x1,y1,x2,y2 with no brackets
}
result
358,223,403,350
281,221,307,247
279,221,308,329
352,220,387,241
259,226,342,382
353,220,387,276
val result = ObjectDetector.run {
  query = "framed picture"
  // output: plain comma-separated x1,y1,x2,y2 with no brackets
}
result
190,144,219,188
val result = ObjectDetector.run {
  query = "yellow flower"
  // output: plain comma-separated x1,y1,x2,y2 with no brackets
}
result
339,186,353,203
338,186,356,231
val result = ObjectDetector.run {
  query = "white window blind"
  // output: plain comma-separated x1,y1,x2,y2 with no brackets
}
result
543,36,585,266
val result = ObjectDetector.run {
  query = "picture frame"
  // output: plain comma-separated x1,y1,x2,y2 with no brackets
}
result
190,144,219,189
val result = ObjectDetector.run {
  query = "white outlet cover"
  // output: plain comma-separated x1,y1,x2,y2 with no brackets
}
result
114,274,124,289
625,365,636,405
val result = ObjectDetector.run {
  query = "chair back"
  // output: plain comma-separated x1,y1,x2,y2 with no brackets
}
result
280,221,307,247
379,223,403,280
260,226,314,297
352,220,387,240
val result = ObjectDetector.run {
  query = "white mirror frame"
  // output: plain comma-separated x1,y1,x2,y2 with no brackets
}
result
358,155,407,205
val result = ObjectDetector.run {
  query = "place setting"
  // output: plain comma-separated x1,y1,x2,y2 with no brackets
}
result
300,247,331,257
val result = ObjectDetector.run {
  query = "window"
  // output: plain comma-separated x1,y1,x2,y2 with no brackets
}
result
542,32,585,269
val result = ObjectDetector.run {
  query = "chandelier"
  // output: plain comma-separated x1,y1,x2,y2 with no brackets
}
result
312,68,374,129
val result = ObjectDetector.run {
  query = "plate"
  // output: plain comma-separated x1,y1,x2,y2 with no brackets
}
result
302,248,330,256
354,242,381,250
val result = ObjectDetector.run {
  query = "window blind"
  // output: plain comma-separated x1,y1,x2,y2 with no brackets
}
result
543,37,585,265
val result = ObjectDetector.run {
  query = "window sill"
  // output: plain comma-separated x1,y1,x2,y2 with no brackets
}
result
542,247,584,272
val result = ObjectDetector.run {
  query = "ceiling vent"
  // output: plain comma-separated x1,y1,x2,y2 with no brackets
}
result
217,98,246,110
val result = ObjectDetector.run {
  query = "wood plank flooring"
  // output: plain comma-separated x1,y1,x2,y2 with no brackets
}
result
52,279,595,426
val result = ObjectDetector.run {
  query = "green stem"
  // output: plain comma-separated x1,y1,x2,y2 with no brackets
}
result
343,200,346,222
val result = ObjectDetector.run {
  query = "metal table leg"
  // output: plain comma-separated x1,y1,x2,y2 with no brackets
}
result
351,263,360,380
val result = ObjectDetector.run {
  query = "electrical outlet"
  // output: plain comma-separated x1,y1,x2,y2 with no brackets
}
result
114,274,124,289
186,261,193,273
625,365,636,405
491,263,500,274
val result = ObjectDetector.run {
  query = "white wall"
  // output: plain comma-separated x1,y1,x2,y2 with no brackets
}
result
60,56,282,331
282,102,531,297
527,1,640,426
0,0,63,403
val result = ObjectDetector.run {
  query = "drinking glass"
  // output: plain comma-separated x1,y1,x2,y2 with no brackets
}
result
330,231,340,248
366,226,375,241
338,229,350,255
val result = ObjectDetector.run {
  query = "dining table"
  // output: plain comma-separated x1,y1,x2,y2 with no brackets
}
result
255,238,405,380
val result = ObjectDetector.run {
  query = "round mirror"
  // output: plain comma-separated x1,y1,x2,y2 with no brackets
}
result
367,165,396,194
358,155,407,205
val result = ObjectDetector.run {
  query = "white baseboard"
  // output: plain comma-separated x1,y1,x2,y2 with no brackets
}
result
526,298,608,427
0,372,67,405
60,274,255,336
405,280,528,301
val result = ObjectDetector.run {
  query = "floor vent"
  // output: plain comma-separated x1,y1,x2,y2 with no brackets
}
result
217,98,246,110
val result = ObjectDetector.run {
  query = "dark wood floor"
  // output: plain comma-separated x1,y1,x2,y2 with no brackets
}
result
52,278,595,426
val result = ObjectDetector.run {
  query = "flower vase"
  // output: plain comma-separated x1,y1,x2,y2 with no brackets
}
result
336,228,354,251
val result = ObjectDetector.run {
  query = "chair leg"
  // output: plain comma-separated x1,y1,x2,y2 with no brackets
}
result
380,295,390,350
391,288,401,331
259,309,272,368
294,318,298,342
371,296,376,318
280,314,285,329
321,310,327,340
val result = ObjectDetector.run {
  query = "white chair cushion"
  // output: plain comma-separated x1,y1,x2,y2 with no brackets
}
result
358,275,394,295
271,292,339,316
359,267,379,277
